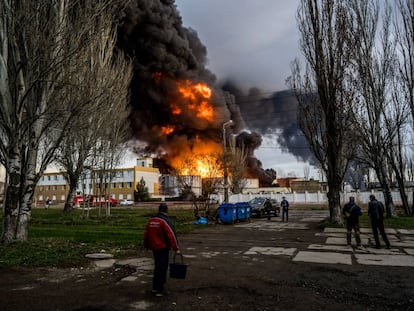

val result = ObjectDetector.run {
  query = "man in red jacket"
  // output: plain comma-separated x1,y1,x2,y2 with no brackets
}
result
144,203,180,297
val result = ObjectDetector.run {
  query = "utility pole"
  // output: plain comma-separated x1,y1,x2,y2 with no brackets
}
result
222,120,233,203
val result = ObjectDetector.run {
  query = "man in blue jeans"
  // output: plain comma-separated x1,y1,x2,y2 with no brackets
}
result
280,196,289,222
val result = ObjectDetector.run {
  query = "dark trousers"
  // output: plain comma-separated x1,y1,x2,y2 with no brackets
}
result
282,209,288,222
152,249,169,292
371,219,390,248
346,221,361,246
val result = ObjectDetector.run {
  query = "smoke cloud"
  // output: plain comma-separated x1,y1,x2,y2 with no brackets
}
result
221,81,316,166
116,0,297,185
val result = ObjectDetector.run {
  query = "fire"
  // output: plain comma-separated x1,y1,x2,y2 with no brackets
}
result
160,125,175,135
170,140,223,178
196,101,214,120
170,103,182,115
196,159,211,178
174,80,214,122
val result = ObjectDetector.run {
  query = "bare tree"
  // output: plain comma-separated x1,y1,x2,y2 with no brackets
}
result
290,0,357,223
394,0,414,214
55,26,132,213
349,0,403,217
344,160,369,191
395,0,414,129
0,0,126,243
229,141,248,194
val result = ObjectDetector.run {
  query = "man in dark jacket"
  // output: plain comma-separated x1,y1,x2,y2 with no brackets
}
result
280,196,289,222
264,199,272,220
144,203,180,297
342,196,362,247
368,195,390,249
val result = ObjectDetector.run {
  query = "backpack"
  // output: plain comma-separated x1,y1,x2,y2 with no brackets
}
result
344,204,354,219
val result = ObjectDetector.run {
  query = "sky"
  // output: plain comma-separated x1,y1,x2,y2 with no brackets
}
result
173,0,318,178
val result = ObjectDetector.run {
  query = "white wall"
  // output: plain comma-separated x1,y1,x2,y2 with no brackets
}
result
226,190,414,206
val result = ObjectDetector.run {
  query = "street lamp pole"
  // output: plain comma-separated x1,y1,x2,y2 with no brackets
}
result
223,120,233,203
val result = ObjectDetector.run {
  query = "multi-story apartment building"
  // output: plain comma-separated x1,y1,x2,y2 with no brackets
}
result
35,158,160,204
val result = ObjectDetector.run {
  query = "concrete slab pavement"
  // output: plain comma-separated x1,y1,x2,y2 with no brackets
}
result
103,210,414,283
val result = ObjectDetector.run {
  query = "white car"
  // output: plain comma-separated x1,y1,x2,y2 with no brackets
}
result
120,199,134,206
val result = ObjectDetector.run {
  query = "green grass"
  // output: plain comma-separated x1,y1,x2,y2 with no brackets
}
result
0,207,196,268
2,207,413,267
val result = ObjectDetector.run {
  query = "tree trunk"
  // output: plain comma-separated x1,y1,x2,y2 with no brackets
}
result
16,129,39,240
64,178,78,212
377,166,397,217
1,153,22,244
394,174,411,215
327,184,342,224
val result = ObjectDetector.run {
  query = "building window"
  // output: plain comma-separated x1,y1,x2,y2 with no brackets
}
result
39,186,43,191
113,183,117,188
128,182,132,188
47,176,51,181
141,161,145,167
47,186,51,190
53,185,57,190
62,185,66,190
61,195,65,201
39,195,43,201
54,175,58,180
119,182,124,189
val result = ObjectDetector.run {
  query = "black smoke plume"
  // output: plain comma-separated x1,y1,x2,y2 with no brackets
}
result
221,81,316,166
116,0,272,183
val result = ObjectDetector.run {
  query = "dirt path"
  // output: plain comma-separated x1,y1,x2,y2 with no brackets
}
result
1,210,413,311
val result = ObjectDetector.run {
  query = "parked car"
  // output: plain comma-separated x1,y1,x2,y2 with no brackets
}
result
248,197,279,217
120,199,134,206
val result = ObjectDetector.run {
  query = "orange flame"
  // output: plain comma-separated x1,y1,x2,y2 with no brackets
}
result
160,125,175,135
174,80,214,122
170,103,182,115
170,139,223,178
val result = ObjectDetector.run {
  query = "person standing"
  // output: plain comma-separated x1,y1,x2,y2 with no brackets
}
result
264,199,272,220
368,195,391,249
144,203,181,297
280,196,289,222
342,196,362,247
45,198,50,209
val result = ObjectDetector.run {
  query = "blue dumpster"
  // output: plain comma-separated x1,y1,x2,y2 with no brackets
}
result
235,202,250,221
218,203,237,224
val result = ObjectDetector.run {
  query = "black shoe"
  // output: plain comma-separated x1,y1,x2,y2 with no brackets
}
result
375,245,381,249
386,245,391,249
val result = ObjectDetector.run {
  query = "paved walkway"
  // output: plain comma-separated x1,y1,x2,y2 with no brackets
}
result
89,210,414,283
238,211,414,266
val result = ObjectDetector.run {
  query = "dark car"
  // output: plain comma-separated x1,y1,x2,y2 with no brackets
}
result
248,197,279,217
